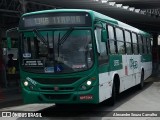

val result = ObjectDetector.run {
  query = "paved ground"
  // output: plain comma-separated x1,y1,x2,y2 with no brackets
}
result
0,87,22,109
0,76,159,120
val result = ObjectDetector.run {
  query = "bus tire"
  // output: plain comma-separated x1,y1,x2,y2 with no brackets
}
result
55,104,64,107
138,71,144,90
108,82,116,106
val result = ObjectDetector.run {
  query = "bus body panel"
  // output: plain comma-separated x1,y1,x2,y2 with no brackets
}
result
98,72,112,102
98,54,152,102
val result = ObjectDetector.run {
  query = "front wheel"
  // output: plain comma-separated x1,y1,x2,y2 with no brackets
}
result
138,71,144,90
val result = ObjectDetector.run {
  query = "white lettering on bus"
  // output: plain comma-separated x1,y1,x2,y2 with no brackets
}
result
114,60,120,66
34,18,49,25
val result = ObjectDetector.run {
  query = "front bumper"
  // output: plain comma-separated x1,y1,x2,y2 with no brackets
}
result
22,85,99,104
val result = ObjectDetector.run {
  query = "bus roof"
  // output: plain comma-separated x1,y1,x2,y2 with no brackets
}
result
92,11,151,36
22,9,151,37
22,9,93,16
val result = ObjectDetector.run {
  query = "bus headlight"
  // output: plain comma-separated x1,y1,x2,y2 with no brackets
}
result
23,77,37,91
79,77,96,91
87,80,92,86
24,81,29,86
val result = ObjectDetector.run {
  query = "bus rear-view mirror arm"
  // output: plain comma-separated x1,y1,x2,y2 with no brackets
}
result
6,27,19,49
101,29,108,42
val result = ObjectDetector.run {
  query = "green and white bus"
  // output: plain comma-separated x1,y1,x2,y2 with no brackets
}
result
14,9,152,105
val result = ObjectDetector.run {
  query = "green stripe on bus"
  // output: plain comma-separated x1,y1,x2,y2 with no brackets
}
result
141,54,152,62
109,55,123,71
98,55,122,73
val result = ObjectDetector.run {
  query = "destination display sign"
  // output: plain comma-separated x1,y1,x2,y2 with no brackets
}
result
23,59,44,67
20,12,91,29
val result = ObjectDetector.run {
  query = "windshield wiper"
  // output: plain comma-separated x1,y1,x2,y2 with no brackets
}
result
57,27,74,61
58,27,74,45
33,29,48,46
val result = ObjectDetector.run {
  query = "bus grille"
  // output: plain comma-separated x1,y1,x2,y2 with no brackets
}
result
33,77,81,84
40,87,74,91
43,94,71,100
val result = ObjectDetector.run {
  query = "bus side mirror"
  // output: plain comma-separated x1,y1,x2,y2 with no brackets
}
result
101,29,108,42
7,37,12,49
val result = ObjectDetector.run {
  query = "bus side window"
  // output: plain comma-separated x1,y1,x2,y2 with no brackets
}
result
132,33,138,54
115,28,125,54
150,37,153,53
107,25,116,54
146,37,148,54
124,30,132,54
138,35,143,54
143,37,147,54
146,38,150,54
94,27,108,65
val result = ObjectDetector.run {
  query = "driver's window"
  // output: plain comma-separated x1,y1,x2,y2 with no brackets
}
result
95,27,108,65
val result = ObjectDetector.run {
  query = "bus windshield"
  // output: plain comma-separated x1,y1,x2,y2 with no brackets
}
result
21,29,94,74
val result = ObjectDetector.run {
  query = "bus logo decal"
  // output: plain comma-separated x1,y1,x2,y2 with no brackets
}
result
26,77,37,85
54,87,59,91
129,59,138,69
